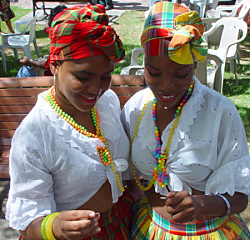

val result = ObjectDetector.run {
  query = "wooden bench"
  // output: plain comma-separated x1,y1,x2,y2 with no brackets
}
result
0,75,144,180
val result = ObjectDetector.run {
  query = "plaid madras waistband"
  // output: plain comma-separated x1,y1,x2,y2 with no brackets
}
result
152,210,228,236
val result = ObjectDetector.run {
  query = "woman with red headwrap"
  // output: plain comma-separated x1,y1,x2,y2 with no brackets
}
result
121,1,250,239
6,4,134,240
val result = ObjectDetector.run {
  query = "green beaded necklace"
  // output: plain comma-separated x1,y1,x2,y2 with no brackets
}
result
45,86,125,191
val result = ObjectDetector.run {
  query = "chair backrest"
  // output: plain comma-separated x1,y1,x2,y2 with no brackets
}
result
204,17,247,55
201,17,247,93
20,15,37,36
28,16,37,42
130,48,144,66
237,0,250,19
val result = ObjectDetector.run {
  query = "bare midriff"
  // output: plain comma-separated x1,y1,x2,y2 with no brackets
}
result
147,187,204,221
76,180,114,213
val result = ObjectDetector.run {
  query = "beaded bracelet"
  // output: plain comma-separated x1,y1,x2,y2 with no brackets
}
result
41,212,60,240
214,194,231,217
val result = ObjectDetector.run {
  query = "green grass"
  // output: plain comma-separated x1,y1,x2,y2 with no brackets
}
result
0,8,249,149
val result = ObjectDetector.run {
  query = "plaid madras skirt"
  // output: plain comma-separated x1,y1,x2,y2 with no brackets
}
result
131,198,250,240
19,189,135,240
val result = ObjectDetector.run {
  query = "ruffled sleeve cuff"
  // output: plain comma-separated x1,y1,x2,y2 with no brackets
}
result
205,155,250,196
5,195,56,231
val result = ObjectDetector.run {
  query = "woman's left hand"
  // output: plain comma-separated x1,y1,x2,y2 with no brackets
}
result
165,191,202,223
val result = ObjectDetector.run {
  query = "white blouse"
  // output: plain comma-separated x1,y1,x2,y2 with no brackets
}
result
121,78,250,197
6,89,130,231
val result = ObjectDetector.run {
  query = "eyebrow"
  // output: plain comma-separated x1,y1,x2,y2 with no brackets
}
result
146,63,190,70
76,68,114,74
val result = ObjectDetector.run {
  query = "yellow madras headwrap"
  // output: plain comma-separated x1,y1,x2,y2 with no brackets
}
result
141,1,208,64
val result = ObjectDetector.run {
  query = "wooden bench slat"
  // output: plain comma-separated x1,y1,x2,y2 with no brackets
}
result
0,75,144,180
0,88,49,97
111,86,144,95
0,105,34,113
0,77,53,88
0,96,38,106
0,122,21,129
0,130,16,138
0,114,26,122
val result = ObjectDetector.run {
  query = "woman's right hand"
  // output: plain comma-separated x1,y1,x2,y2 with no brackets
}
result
53,210,101,240
19,56,32,66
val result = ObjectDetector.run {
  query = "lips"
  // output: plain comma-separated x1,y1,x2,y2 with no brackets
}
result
80,95,98,104
158,93,176,102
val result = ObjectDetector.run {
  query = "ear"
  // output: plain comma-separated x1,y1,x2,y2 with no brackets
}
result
49,61,60,75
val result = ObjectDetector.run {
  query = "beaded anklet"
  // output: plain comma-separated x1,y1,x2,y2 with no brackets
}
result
131,81,194,191
45,87,125,191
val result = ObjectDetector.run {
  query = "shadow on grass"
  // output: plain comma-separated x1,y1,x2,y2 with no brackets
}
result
235,105,250,142
224,78,250,96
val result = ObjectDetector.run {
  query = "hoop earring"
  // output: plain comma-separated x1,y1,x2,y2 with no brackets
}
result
53,74,56,95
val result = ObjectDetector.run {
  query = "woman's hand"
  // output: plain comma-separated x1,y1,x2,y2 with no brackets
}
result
53,210,101,240
19,56,32,66
165,191,202,223
165,191,248,223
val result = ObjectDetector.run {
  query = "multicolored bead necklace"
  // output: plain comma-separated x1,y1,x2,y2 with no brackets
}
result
45,86,125,191
131,81,194,191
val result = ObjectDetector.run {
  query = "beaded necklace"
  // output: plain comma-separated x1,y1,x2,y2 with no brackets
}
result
45,86,125,191
131,81,194,191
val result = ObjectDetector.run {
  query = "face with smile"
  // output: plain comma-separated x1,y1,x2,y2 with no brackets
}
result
144,53,196,110
50,55,114,114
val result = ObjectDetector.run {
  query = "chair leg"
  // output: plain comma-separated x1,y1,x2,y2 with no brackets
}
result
13,49,19,61
1,46,7,74
23,46,32,59
229,59,238,86
33,40,40,58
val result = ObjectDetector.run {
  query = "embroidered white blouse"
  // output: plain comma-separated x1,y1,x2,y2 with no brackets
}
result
121,78,250,197
6,89,130,231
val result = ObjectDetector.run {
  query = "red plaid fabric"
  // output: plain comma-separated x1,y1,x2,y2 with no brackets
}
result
48,4,125,64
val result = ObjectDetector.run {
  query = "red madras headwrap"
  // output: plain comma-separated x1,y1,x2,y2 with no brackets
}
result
141,1,208,64
48,4,125,64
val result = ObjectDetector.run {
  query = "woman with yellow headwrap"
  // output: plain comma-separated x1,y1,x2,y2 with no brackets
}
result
121,1,250,239
6,4,134,240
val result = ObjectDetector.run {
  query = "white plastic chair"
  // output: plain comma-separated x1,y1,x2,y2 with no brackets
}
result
120,48,145,75
206,0,250,18
1,15,40,73
202,17,248,93
195,53,223,89
189,0,208,18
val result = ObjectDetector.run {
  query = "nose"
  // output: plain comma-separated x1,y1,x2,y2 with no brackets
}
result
159,74,175,92
88,77,102,94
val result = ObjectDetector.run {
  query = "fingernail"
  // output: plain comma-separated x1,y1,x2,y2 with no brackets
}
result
95,227,101,232
160,196,167,200
93,217,98,222
94,222,98,227
89,212,95,217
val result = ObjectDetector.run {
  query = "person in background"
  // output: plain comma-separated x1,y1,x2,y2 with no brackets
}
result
121,1,250,239
6,4,134,240
16,5,68,78
97,0,114,10
0,0,14,34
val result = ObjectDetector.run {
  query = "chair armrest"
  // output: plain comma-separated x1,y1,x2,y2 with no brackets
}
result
14,20,30,33
1,32,23,44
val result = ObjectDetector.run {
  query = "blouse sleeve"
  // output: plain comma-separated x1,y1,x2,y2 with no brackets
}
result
6,112,56,231
205,101,250,196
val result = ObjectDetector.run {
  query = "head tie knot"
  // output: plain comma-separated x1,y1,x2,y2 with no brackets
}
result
141,1,207,64
48,4,125,64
